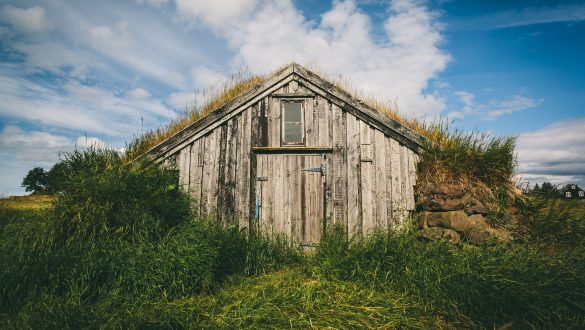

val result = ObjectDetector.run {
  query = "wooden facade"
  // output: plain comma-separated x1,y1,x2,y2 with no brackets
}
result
147,63,424,245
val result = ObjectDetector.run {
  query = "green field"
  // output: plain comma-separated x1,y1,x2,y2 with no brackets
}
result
0,195,54,210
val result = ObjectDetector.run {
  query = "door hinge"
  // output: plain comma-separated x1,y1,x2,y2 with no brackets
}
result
301,163,326,175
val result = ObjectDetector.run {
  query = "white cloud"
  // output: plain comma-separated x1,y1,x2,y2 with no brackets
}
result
516,118,585,187
0,126,71,163
135,0,170,7
88,22,187,88
0,5,53,33
0,66,175,138
484,95,542,119
174,0,259,30
128,87,151,99
186,0,450,118
167,92,195,109
75,136,109,149
449,90,474,119
448,91,542,120
191,65,226,88
456,3,585,30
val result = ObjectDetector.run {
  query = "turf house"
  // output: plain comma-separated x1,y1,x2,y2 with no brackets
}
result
146,63,424,247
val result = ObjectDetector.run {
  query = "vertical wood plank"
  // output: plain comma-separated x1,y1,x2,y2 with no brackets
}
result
190,139,203,216
331,106,347,229
207,128,220,219
384,137,394,228
268,96,280,147
249,104,259,233
236,109,251,228
200,134,211,217
370,125,378,228
305,95,315,146
216,123,228,222
283,156,292,239
224,117,238,224
360,120,373,235
177,146,190,192
346,114,361,237
257,154,265,234
374,129,387,229
398,144,408,225
317,96,329,146
258,98,269,147
390,139,402,227
324,101,334,227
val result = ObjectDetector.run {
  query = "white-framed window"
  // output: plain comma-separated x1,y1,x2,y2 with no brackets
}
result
566,192,572,198
571,185,576,190
579,191,584,197
281,100,304,145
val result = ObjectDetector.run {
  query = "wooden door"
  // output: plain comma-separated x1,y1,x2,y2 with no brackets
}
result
255,154,326,246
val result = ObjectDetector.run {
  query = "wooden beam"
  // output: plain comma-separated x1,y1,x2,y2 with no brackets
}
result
271,92,315,98
252,146,333,154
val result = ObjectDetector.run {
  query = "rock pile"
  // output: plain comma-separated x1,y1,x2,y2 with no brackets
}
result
417,185,510,244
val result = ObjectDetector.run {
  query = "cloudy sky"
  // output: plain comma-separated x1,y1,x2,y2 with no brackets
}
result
0,0,584,195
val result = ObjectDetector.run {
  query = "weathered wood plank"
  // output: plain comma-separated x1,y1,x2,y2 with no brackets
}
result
259,98,269,147
216,123,228,222
262,155,278,236
268,96,280,147
283,155,292,239
224,117,238,224
292,155,302,244
200,134,211,217
256,154,265,234
305,94,315,146
398,144,408,224
346,113,361,237
389,139,402,227
207,128,221,219
317,96,330,146
237,108,251,229
177,146,190,192
273,154,283,237
406,149,414,211
360,120,374,235
384,137,393,228
374,129,387,229
190,139,203,216
333,105,347,229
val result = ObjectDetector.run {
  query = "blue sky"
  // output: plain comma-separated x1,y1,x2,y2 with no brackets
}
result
0,0,584,195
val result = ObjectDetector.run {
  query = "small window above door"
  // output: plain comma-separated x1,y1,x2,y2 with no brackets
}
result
281,100,305,145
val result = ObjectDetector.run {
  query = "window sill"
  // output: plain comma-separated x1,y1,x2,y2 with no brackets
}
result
253,146,333,154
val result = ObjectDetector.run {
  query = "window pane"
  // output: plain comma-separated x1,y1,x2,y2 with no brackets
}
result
284,123,303,144
284,102,302,122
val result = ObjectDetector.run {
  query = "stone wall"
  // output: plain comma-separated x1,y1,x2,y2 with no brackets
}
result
417,185,511,245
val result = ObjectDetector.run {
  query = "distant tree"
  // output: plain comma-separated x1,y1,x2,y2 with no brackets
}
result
46,161,68,194
540,182,559,198
21,167,48,194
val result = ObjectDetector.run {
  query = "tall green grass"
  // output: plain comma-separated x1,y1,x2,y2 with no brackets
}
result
518,195,585,247
314,226,585,328
418,121,516,189
0,149,301,321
